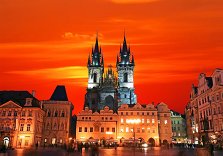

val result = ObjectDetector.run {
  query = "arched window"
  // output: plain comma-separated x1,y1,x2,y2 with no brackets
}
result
124,73,128,82
93,73,97,83
54,111,58,117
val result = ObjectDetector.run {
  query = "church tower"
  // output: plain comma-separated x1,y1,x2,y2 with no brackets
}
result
116,34,137,106
87,36,104,89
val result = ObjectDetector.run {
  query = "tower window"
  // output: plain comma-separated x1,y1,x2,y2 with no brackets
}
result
124,73,128,82
93,73,97,83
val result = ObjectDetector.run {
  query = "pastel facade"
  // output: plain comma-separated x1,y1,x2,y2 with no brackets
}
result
76,106,118,143
76,103,172,146
171,110,187,143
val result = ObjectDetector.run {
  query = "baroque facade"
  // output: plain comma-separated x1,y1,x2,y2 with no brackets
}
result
185,68,223,144
84,35,137,112
0,91,44,148
0,85,74,148
76,103,172,146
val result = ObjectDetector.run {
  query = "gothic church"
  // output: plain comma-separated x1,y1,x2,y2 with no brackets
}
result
84,34,137,112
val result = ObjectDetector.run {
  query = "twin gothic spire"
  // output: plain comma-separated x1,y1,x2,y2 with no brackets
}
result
87,33,135,67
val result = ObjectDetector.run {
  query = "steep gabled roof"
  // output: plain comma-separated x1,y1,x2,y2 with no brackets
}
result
50,85,68,101
0,91,40,107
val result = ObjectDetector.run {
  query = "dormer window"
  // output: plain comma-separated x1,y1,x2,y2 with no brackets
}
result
25,98,32,106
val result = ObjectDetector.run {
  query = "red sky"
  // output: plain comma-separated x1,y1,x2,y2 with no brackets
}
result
1,0,223,114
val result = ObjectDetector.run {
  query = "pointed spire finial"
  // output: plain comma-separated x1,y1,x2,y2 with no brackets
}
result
94,32,99,53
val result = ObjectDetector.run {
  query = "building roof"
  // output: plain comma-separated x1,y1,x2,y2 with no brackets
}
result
50,85,68,101
0,91,40,107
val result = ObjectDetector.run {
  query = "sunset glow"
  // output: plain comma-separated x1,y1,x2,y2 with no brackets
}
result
1,0,223,114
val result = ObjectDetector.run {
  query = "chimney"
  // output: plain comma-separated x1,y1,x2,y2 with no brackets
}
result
32,90,36,97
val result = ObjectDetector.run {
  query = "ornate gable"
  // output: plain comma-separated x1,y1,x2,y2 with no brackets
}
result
0,100,22,108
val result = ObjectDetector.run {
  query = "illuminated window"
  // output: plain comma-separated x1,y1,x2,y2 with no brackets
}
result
126,127,129,132
152,119,155,123
147,128,150,133
27,124,31,131
130,128,133,132
25,140,29,146
121,118,124,123
142,119,144,123
20,124,24,131
147,119,150,123
142,128,145,133
164,120,167,124
120,128,124,132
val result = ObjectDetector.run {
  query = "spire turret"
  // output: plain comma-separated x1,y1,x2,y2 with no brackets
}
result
89,35,103,67
116,32,134,67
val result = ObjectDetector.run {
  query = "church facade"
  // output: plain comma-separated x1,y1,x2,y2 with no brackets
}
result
84,35,137,112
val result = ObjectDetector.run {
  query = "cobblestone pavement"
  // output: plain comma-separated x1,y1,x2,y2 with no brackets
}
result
0,147,223,156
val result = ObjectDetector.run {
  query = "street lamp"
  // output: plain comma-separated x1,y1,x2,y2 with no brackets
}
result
126,119,141,148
